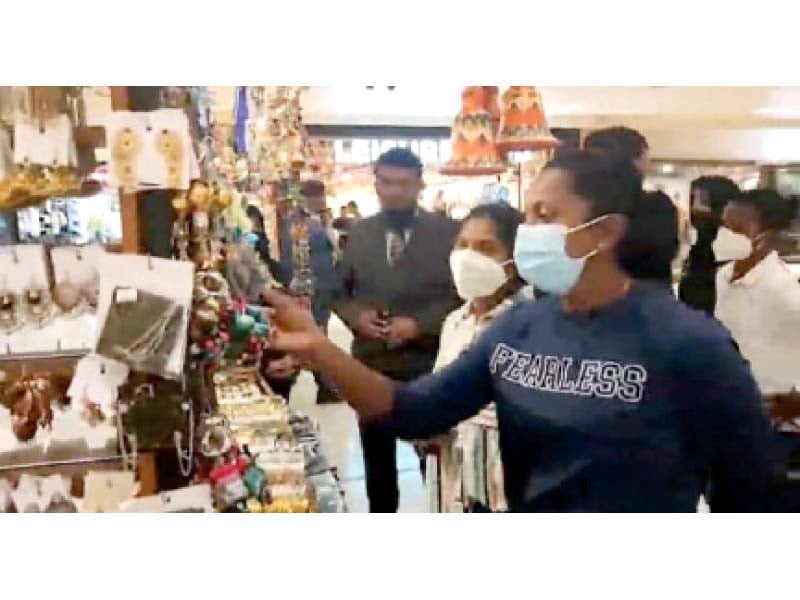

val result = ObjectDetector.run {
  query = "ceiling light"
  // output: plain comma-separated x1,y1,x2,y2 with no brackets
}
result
661,163,675,174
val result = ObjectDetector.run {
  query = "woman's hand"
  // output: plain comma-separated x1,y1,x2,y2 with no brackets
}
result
262,289,329,364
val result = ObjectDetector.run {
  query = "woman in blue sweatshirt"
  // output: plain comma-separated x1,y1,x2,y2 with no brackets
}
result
264,150,780,512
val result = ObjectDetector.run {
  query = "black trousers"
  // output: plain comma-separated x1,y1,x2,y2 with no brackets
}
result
266,375,297,400
358,367,429,513
359,420,401,513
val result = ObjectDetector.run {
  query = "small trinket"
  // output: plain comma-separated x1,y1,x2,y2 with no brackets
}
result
0,291,19,333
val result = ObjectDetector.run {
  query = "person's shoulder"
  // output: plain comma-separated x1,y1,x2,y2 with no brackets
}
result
418,209,459,233
715,261,734,288
765,253,799,284
637,285,737,360
482,296,553,339
357,214,382,227
441,303,469,330
759,254,800,303
349,215,381,239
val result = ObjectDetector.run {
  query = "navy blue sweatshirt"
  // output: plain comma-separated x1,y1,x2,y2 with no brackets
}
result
390,283,779,512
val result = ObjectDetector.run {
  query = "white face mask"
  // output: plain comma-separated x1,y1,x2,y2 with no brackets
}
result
449,248,510,301
712,227,753,262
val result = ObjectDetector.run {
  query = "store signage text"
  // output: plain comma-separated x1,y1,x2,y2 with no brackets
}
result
332,138,451,165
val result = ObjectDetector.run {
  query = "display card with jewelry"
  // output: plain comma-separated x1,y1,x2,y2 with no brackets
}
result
95,253,194,379
0,245,101,353
0,245,53,349
1,474,78,513
50,245,103,317
105,109,200,193
96,287,184,377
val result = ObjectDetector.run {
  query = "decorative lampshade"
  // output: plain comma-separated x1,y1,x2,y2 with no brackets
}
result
483,86,502,134
496,86,559,153
440,86,507,176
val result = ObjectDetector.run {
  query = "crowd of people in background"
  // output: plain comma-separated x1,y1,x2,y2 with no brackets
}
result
246,128,800,512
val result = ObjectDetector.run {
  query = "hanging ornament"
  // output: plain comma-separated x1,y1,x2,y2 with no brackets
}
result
440,87,507,176
484,86,502,134
250,87,310,183
305,139,335,182
495,86,559,153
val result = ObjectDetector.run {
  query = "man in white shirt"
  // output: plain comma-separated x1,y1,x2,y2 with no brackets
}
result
714,189,800,424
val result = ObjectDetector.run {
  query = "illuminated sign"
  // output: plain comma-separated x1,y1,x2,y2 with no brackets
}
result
332,138,452,165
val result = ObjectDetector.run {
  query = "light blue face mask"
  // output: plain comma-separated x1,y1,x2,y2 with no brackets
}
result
513,216,607,296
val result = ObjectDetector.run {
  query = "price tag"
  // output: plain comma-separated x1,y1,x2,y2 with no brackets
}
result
115,287,138,304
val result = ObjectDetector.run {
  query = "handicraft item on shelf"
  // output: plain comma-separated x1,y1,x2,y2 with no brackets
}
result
495,86,559,152
66,354,129,428
280,181,315,300
0,164,81,211
1,373,69,443
306,139,335,182
0,107,80,210
484,86,502,133
95,288,184,377
0,245,55,334
106,108,200,193
172,180,232,269
116,375,192,450
187,261,272,369
249,87,310,183
94,253,194,380
50,245,104,317
441,86,507,176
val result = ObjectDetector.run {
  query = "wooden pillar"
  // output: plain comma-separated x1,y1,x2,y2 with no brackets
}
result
110,86,140,254
136,452,158,496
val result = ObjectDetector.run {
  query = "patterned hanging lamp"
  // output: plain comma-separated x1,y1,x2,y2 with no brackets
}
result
440,86,507,176
495,86,559,153
484,86,502,135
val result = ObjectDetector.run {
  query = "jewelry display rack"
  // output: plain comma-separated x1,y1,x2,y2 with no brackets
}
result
1,87,346,512
0,87,155,504
0,349,158,497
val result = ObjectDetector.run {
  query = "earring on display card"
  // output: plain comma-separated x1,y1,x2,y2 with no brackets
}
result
22,286,54,327
0,289,20,334
111,127,141,192
155,129,184,189
53,271,86,316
